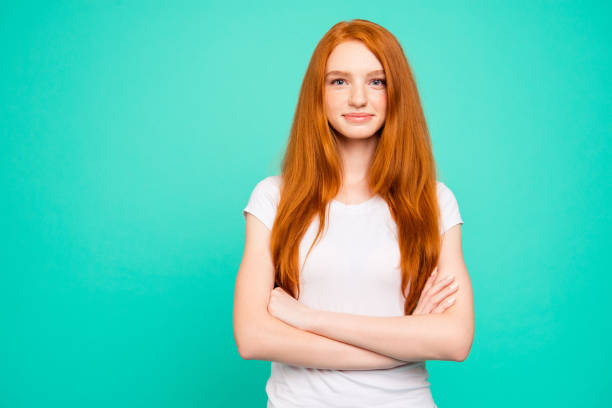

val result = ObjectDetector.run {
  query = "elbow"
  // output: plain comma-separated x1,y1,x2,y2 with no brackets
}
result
235,316,271,361
449,328,474,362
235,328,261,360
234,320,259,360
234,306,267,361
238,345,255,361
236,336,254,360
450,343,471,362
441,317,474,362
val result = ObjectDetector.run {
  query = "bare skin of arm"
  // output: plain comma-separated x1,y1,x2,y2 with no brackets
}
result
268,224,475,362
233,213,405,370
234,214,459,369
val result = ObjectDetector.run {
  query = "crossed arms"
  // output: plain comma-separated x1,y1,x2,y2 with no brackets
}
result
233,214,474,370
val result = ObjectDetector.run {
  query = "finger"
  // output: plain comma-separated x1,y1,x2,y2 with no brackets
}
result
421,268,438,296
432,296,457,315
428,274,455,299
414,268,442,315
415,271,438,314
432,295,456,313
413,297,426,315
430,282,459,307
418,275,454,313
414,306,428,315
415,298,434,316
417,270,438,312
414,291,431,315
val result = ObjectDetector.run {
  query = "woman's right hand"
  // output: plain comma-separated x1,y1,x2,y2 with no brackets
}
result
412,267,458,315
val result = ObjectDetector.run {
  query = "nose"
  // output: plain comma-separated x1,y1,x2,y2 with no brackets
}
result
349,82,367,108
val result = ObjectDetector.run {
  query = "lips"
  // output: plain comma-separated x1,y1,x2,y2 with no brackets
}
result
344,113,373,117
343,113,374,123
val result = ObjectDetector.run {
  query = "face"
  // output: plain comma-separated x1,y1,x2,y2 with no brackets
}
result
324,40,387,140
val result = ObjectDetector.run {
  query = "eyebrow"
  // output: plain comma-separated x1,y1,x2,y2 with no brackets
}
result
324,69,386,78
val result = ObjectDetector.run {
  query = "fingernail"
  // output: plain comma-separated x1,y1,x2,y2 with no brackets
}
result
448,296,456,303
450,283,458,290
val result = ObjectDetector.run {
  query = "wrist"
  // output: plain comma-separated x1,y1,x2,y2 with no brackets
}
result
303,308,322,332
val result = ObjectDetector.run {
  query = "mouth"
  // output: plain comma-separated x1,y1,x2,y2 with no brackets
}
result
343,113,374,123
344,113,373,117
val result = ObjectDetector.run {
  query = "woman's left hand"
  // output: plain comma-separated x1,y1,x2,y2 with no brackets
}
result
268,287,315,331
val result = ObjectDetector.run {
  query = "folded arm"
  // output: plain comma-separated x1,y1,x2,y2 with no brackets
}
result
238,308,410,370
234,213,409,370
296,225,474,362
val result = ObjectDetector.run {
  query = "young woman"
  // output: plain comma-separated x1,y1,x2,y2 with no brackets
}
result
233,19,474,408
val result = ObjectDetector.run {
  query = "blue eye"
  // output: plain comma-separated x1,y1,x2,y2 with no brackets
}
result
329,78,386,86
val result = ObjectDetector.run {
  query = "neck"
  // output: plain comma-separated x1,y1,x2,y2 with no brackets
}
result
335,133,379,184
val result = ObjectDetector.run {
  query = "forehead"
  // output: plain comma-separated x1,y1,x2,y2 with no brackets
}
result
325,40,383,73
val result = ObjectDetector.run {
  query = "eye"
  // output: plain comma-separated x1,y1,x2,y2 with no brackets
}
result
371,78,386,87
330,79,345,85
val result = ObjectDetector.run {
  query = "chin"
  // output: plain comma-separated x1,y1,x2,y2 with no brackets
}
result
343,125,381,137
340,131,379,139
329,122,383,139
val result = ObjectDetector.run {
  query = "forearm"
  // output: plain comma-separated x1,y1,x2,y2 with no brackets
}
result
245,313,409,370
306,311,466,362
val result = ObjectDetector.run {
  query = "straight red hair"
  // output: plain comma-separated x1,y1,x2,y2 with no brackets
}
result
269,19,441,315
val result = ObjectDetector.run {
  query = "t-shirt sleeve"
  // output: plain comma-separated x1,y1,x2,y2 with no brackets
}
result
436,181,464,234
242,176,280,231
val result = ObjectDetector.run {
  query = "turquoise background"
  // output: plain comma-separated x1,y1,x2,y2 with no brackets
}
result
1,1,610,406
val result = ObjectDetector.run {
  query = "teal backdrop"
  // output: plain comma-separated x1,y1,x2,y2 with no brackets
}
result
1,1,610,406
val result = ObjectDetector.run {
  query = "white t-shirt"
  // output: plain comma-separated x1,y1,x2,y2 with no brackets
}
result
242,175,464,408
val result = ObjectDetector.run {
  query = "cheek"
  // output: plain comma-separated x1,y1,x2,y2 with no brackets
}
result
325,92,342,112
374,93,387,112
325,97,344,123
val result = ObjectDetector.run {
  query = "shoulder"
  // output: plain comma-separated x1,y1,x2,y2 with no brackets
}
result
435,180,463,234
252,175,282,199
436,180,459,204
265,174,282,189
243,175,282,230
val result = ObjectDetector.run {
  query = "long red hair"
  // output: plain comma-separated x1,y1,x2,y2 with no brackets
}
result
270,19,441,315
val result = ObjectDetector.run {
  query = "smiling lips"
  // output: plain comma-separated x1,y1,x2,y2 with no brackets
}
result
343,113,374,123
